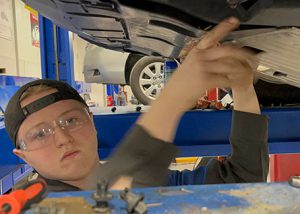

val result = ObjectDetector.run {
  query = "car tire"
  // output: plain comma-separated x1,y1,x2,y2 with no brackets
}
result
124,53,144,84
129,56,165,105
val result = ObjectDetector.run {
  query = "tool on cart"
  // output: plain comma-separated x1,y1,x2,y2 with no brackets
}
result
289,175,300,188
30,202,65,214
91,179,113,213
0,179,48,214
120,188,147,214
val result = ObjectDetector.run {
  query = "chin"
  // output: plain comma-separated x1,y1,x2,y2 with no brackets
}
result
48,170,89,181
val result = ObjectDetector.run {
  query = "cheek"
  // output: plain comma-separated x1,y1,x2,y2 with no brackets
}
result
74,126,98,148
25,150,59,171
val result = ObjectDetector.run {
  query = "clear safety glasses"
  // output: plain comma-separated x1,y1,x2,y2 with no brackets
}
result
17,108,90,151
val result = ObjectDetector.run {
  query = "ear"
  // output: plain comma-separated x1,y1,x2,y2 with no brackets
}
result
89,111,95,124
89,112,97,133
13,149,27,162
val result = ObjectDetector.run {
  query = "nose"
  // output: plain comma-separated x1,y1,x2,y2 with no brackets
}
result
53,126,74,148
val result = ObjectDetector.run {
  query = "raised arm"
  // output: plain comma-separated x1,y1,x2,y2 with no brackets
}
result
102,17,262,188
137,17,245,142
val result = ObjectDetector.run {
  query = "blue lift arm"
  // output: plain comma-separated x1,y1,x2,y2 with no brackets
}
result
92,108,300,159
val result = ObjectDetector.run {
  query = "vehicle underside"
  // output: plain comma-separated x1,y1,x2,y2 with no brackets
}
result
23,0,300,105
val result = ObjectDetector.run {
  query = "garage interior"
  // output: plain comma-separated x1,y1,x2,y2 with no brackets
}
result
1,0,300,213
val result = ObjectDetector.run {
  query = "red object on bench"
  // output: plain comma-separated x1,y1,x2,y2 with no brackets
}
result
270,154,300,182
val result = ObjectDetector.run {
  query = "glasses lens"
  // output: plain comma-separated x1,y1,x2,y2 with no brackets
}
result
21,124,54,150
58,108,89,132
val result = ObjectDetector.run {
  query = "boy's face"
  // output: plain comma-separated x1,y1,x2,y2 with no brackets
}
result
13,89,99,182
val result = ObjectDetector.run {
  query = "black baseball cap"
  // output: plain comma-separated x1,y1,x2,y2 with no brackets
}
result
4,79,88,147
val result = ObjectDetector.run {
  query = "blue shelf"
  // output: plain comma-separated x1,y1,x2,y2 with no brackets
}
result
0,164,33,195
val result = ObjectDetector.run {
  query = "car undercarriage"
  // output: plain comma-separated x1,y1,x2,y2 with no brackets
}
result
23,0,300,105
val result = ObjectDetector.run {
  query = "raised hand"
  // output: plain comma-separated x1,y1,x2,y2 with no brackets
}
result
137,17,259,142
164,17,256,109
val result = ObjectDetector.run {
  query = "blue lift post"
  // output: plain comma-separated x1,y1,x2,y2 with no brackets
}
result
39,15,75,87
39,15,91,97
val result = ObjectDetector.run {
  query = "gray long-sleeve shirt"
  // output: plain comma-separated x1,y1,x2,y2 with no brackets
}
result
167,110,269,186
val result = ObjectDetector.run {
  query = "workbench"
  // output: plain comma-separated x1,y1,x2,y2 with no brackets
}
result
25,182,300,213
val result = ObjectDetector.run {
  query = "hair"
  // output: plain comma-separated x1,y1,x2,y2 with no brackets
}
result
19,84,54,102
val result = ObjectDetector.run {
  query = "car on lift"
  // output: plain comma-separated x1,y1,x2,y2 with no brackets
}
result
83,44,165,105
23,0,300,106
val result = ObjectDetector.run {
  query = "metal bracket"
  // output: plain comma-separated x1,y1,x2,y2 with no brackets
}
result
119,188,147,214
91,179,113,213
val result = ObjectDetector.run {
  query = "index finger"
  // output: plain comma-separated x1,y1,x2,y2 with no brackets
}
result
196,17,240,50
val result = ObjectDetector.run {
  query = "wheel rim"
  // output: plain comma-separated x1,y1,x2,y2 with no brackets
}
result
138,61,164,100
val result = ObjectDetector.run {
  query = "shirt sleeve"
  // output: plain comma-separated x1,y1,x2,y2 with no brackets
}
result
204,110,269,184
99,124,179,187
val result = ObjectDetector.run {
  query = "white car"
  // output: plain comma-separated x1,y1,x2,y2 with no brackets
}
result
83,44,165,105
83,43,300,107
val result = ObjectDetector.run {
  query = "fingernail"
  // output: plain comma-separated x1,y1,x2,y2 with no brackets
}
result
227,17,239,24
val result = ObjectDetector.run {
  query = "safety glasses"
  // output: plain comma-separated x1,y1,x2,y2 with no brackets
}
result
17,108,90,151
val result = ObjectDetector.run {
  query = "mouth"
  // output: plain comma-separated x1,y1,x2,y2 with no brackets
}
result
61,150,80,161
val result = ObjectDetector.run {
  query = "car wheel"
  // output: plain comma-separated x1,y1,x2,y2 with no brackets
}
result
129,56,165,105
124,53,144,84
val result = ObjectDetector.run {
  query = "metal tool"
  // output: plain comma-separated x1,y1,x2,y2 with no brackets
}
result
119,188,147,214
0,179,48,214
30,202,65,214
91,179,113,213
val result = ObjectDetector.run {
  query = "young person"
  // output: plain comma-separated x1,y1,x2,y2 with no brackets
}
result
4,18,268,191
